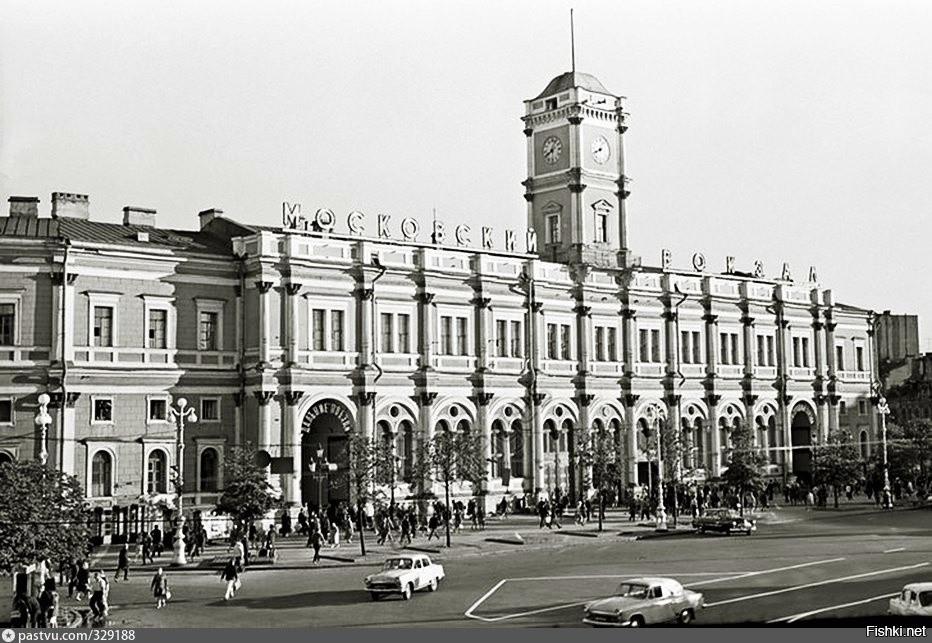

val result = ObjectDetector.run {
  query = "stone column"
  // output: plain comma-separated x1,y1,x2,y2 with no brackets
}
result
418,292,435,368
623,395,639,486
475,296,491,371
61,393,79,475
286,284,302,365
284,392,304,508
531,394,545,492
812,318,828,441
233,393,244,446
477,393,494,481
500,424,512,489
255,281,273,366
359,393,376,440
255,391,274,485
359,286,375,367
825,319,838,434
708,395,722,477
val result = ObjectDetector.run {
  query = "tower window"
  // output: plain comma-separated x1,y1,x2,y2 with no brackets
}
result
545,98,557,110
595,213,608,243
547,215,561,244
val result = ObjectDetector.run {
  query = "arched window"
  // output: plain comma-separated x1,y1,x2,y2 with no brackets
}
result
400,421,414,482
560,419,572,452
510,419,524,476
491,420,504,477
0,451,13,467
147,450,167,494
200,448,219,492
694,418,706,469
456,419,470,435
768,417,778,464
543,419,556,453
681,418,694,469
91,451,112,497
376,420,393,482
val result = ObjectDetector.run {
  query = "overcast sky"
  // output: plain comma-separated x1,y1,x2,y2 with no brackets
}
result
2,0,930,348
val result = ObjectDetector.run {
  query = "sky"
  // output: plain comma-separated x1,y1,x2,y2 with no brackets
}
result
2,0,931,348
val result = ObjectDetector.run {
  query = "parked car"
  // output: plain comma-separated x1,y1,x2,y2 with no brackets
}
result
692,508,756,535
583,577,704,627
888,583,932,616
364,554,445,600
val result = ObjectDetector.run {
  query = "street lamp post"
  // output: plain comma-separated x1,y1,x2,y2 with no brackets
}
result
877,396,892,509
308,445,337,514
167,397,197,567
34,393,52,466
647,407,668,532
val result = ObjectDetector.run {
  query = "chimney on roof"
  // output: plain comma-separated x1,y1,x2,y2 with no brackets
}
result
8,196,39,218
198,208,223,229
123,206,156,228
51,192,90,220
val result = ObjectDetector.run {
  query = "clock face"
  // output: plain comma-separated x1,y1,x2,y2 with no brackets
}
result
542,136,563,165
591,136,611,164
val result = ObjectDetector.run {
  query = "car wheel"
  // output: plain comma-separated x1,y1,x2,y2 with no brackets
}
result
678,609,694,625
370,592,381,601
629,615,645,628
428,578,439,592
402,584,413,601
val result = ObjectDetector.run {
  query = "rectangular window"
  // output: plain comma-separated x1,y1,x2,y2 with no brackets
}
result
793,337,801,368
757,336,766,366
547,215,561,244
148,398,167,422
440,316,453,355
396,314,409,353
595,214,608,243
310,309,324,351
510,321,522,357
148,309,167,349
766,335,775,366
547,323,558,360
0,303,15,345
456,317,468,356
93,398,112,423
720,332,729,364
692,330,701,363
650,329,661,363
856,345,865,371
199,311,219,351
200,398,219,422
380,312,393,353
858,400,868,416
0,399,12,424
680,330,691,364
639,329,649,362
93,306,113,347
331,310,345,351
595,327,605,362
561,324,572,360
836,345,845,371
730,332,740,365
608,327,617,361
496,320,507,357
839,400,847,415
802,337,810,367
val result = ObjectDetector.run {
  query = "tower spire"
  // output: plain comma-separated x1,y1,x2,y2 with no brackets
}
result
570,8,576,74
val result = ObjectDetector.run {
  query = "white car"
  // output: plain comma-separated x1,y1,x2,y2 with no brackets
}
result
583,577,704,627
364,554,445,601
888,583,932,616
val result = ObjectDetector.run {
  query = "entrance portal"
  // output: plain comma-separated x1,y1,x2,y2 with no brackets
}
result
790,410,813,485
300,400,354,509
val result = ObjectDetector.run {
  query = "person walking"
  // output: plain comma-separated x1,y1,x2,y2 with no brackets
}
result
426,513,441,541
141,532,153,565
150,568,170,610
74,561,90,601
39,579,60,628
115,544,130,581
400,514,412,546
88,570,109,620
220,559,240,601
231,537,245,571
330,523,340,549
309,529,324,564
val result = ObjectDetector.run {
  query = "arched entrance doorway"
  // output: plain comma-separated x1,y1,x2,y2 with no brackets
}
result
790,407,814,485
300,400,354,510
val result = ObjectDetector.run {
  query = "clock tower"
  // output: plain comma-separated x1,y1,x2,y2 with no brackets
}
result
522,71,635,268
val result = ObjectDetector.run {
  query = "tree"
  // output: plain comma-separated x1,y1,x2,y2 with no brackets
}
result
215,443,279,534
0,460,91,575
722,422,768,515
876,420,932,495
588,426,625,531
811,430,863,508
343,430,392,556
413,427,485,547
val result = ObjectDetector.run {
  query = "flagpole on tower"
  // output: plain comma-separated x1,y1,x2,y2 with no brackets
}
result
570,8,576,74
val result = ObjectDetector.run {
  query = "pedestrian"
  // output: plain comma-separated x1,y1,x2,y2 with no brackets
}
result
232,537,246,571
12,591,32,628
476,505,486,530
400,514,412,545
88,570,109,620
550,504,562,529
220,559,240,600
115,544,130,581
150,568,170,610
297,507,309,535
280,508,293,537
330,523,340,549
426,513,440,541
39,578,60,628
141,532,153,565
310,529,324,564
74,561,90,601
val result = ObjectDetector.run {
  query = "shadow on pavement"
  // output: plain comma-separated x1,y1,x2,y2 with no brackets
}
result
205,589,368,609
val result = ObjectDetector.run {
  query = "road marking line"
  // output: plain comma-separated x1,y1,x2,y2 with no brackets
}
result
464,579,508,621
767,593,898,623
473,600,592,623
704,562,929,608
509,572,743,582
686,558,846,588
883,547,905,553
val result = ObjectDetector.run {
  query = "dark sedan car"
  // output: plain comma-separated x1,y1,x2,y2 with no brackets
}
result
692,508,756,535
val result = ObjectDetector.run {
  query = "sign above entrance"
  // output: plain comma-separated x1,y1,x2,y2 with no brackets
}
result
301,400,354,434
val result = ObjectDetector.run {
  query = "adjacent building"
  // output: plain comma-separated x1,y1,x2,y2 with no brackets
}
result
0,67,881,541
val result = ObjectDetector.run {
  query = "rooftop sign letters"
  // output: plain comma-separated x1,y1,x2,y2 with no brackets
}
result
661,248,817,285
282,203,538,254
